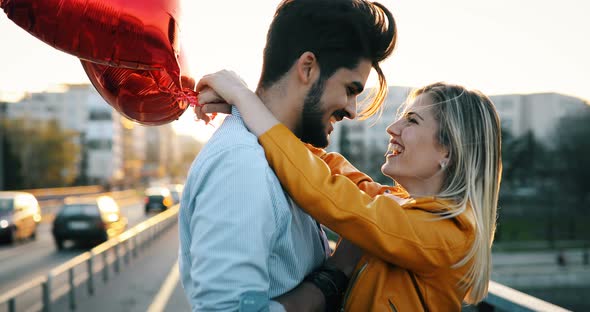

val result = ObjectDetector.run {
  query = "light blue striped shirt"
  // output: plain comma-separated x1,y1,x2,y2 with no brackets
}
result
179,108,329,312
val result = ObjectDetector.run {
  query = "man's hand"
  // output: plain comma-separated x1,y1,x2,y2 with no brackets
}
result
327,238,363,277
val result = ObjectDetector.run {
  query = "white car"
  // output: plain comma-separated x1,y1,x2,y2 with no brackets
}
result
0,191,41,243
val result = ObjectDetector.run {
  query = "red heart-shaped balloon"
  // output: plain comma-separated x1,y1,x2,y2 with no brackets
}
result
1,0,182,86
2,0,199,125
81,48,196,126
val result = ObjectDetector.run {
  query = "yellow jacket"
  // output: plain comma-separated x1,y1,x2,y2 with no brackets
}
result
259,125,476,311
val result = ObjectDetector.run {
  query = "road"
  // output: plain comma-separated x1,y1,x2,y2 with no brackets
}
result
0,200,147,295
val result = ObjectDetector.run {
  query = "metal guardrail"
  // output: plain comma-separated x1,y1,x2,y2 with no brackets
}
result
0,205,179,312
475,281,572,312
18,186,104,200
39,190,140,223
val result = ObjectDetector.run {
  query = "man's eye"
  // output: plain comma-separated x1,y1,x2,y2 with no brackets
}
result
346,87,355,96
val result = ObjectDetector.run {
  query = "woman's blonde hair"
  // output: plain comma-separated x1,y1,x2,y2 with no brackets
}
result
404,82,502,304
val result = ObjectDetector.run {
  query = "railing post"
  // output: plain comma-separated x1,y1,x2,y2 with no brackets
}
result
8,298,15,312
102,252,109,282
151,225,155,244
43,275,52,312
87,255,94,296
68,268,76,311
114,244,120,274
132,236,138,258
124,240,130,265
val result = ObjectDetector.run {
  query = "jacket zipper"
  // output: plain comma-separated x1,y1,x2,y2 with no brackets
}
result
409,271,429,312
339,261,368,312
388,299,399,312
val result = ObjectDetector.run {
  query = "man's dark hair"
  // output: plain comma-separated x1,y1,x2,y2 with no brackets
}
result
258,0,397,119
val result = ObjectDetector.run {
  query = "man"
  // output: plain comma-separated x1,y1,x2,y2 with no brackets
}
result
178,0,397,310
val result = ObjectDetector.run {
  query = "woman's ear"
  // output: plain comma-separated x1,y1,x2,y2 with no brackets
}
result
295,51,319,85
439,150,451,170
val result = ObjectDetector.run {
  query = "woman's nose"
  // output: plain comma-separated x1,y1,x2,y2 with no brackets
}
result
386,119,402,136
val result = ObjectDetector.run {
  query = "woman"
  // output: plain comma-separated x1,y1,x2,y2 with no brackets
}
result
195,71,502,311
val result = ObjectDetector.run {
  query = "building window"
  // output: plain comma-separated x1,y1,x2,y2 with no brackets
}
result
89,110,112,121
86,139,113,150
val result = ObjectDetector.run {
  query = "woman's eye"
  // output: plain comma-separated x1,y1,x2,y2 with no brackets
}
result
405,115,418,124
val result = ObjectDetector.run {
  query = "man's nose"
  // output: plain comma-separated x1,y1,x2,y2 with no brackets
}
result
345,97,357,120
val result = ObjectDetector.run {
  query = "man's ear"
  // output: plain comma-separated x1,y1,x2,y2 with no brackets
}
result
295,51,320,85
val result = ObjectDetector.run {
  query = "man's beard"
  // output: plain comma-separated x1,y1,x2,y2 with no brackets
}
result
295,78,329,148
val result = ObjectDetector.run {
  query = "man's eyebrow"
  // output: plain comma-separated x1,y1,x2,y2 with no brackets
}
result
407,111,425,121
349,81,364,95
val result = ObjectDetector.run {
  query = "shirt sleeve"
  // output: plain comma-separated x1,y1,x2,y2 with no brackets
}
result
185,144,280,311
259,125,473,274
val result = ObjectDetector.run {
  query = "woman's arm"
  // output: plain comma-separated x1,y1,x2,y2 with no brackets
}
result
258,125,473,274
196,71,472,274
195,70,279,136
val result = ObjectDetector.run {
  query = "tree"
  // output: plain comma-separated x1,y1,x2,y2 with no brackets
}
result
2,118,79,189
169,138,203,181
1,120,24,190
552,110,590,207
500,129,551,191
338,124,353,160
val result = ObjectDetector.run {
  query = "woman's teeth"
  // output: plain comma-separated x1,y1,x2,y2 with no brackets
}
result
385,143,404,157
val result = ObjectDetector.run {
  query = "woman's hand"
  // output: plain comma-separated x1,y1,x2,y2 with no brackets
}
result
193,87,231,124
195,70,250,105
193,70,244,124
194,70,280,136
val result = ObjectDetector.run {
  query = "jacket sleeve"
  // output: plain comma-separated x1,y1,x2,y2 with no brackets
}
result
305,144,407,198
259,125,472,274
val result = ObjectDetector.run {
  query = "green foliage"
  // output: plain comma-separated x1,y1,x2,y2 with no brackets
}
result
552,110,590,205
338,124,353,160
1,118,79,189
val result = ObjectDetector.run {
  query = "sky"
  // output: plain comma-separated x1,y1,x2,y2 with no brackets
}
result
1,0,589,142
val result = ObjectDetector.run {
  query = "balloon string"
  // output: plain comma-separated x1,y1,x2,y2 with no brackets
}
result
176,89,199,110
180,91,199,107
177,89,218,124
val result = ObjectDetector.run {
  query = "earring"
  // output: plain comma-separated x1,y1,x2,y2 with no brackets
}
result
440,161,447,169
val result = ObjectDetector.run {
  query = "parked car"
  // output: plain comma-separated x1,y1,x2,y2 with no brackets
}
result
144,187,174,214
167,184,184,205
52,195,127,250
0,191,41,243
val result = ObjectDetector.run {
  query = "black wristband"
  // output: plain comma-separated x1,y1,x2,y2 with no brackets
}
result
304,263,349,311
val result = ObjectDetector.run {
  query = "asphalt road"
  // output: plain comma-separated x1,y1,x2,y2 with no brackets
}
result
0,201,147,294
